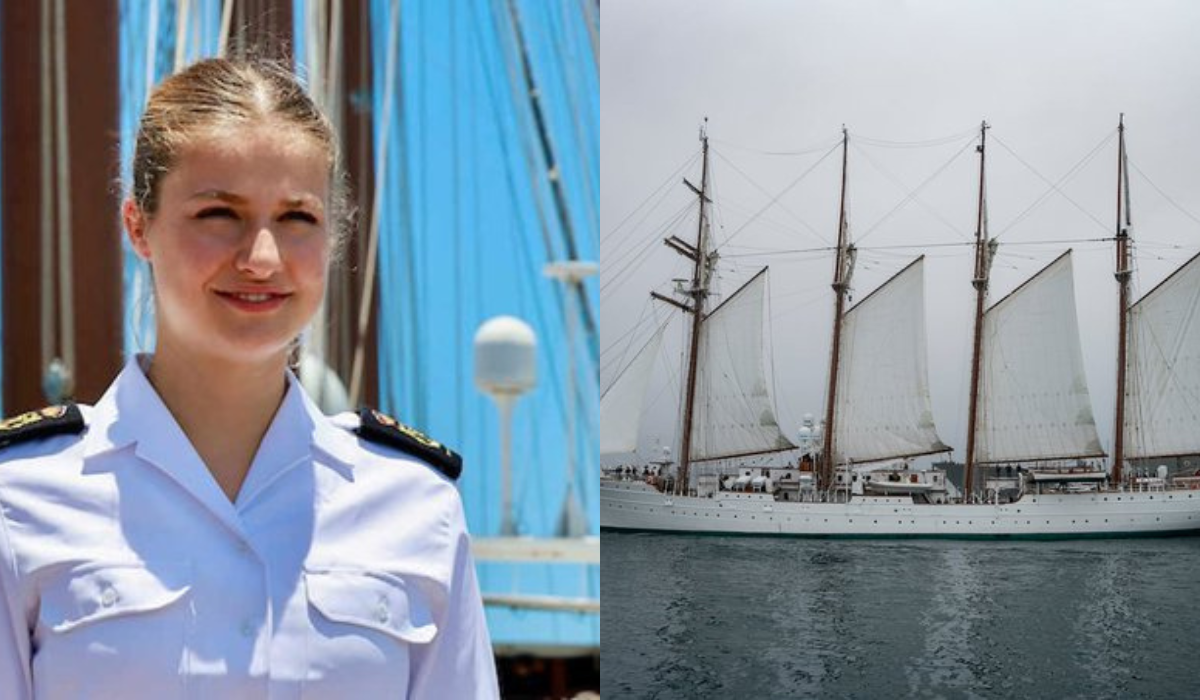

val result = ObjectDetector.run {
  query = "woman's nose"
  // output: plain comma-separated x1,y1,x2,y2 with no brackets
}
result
237,226,283,277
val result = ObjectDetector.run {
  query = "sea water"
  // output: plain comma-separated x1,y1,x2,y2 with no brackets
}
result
601,533,1200,699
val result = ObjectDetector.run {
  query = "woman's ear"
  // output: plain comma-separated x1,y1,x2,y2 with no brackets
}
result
123,199,152,260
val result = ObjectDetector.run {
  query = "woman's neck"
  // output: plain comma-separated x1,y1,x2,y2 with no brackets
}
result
147,339,290,503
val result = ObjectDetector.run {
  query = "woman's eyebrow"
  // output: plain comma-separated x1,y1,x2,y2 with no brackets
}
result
282,195,325,211
187,191,324,211
188,189,245,203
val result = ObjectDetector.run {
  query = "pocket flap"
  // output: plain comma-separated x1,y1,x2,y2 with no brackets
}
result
305,569,438,644
40,562,191,633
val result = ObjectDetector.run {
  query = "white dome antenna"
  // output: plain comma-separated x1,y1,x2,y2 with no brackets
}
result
475,316,537,536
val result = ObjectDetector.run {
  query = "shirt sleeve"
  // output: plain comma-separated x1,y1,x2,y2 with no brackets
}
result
0,508,33,699
407,495,499,700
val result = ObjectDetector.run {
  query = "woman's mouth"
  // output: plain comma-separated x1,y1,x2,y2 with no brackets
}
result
215,290,291,312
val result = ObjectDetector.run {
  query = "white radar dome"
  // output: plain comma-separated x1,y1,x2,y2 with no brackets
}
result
474,316,537,397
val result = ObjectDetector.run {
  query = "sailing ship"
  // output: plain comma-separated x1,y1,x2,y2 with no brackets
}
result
600,118,1200,538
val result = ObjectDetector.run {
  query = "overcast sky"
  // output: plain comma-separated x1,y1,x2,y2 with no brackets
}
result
600,0,1200,465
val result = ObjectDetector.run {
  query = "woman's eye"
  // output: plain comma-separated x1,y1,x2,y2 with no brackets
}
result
196,206,237,220
280,210,319,225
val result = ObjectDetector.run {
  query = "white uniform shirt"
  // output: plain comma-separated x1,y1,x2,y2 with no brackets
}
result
0,357,499,699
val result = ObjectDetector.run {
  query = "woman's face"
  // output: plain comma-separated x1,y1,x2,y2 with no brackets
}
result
125,124,331,366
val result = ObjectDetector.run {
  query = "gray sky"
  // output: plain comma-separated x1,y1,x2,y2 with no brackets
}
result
601,0,1200,464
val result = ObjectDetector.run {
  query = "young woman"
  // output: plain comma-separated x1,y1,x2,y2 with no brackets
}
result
0,57,498,698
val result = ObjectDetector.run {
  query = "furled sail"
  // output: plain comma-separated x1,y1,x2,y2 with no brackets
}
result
1124,251,1200,459
690,268,796,461
975,251,1104,463
600,324,666,455
834,257,949,464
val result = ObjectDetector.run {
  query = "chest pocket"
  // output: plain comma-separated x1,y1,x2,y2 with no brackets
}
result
39,561,192,633
304,569,438,644
33,561,193,698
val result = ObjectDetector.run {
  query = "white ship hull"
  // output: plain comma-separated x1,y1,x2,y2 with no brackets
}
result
601,480,1200,538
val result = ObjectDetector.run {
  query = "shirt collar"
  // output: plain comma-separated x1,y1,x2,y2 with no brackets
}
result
293,370,360,472
82,355,359,506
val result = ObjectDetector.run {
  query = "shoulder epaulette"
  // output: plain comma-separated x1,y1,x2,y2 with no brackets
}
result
0,404,86,450
356,408,463,481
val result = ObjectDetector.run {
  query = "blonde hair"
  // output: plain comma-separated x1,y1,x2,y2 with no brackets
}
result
131,55,352,252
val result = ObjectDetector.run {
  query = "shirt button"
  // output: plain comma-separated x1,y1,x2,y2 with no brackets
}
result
100,587,118,607
375,602,390,624
240,619,255,638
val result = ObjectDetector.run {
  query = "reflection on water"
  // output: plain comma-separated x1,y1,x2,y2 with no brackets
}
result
602,535,1200,699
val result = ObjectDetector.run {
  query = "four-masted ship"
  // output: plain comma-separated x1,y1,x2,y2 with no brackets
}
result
600,118,1200,538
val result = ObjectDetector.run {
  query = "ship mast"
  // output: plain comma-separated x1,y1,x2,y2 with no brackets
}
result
820,127,851,489
1112,114,1132,486
655,123,712,495
964,121,991,496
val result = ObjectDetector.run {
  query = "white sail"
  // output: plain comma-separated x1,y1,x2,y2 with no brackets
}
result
600,325,666,455
975,251,1104,463
834,257,948,464
691,268,795,461
1125,251,1200,459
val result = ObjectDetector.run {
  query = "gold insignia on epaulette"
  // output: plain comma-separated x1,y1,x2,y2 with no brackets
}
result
0,406,69,432
370,409,446,453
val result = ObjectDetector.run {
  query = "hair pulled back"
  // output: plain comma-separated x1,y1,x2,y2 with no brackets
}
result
131,55,351,250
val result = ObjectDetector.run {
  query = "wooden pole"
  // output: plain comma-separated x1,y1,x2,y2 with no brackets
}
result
963,121,990,497
820,127,850,490
2,0,121,413
677,128,710,495
1112,114,1131,486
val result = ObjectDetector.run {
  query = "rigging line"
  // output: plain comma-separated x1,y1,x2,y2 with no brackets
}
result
712,149,829,245
1129,160,1200,231
850,125,980,149
144,0,160,102
762,268,789,441
217,0,234,57
602,150,700,244
545,1,598,240
854,134,978,244
327,0,345,119
53,0,75,384
718,236,1117,259
601,167,699,275
850,141,970,240
600,198,693,283
449,0,465,447
990,131,1115,238
709,134,842,157
598,199,694,294
40,0,55,374
504,0,598,343
600,296,657,365
349,0,400,407
174,0,191,71
578,0,598,67
472,6,576,452
715,140,843,253
600,315,671,400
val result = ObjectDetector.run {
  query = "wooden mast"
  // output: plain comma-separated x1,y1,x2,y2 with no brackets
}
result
1112,114,1132,486
964,121,990,496
676,124,712,495
820,127,850,489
